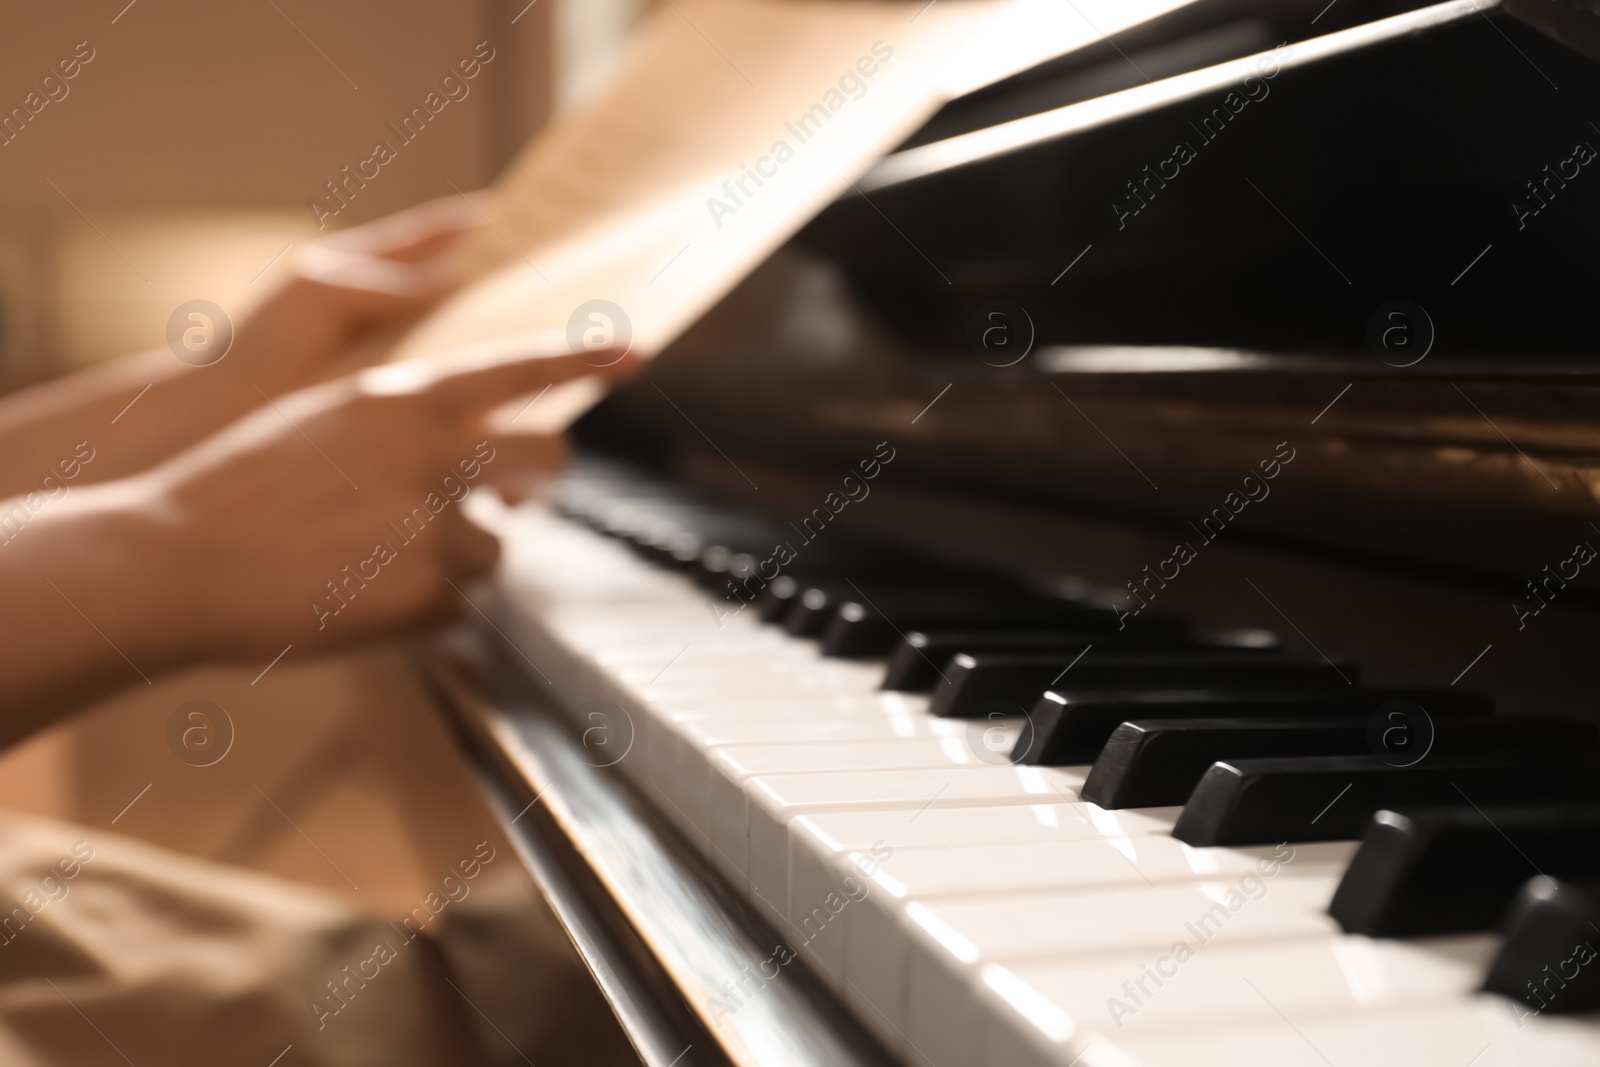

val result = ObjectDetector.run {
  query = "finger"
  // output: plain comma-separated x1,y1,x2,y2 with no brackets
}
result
346,587,468,648
319,195,485,262
438,510,502,580
477,433,568,474
362,338,644,418
475,434,568,504
374,219,479,264
297,245,456,303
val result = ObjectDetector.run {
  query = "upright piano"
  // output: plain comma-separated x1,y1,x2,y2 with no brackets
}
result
422,1,1600,1063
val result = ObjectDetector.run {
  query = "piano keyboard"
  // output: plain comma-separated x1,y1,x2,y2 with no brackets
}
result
477,458,1600,1067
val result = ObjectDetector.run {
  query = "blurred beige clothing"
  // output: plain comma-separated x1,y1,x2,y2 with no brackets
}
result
0,810,627,1067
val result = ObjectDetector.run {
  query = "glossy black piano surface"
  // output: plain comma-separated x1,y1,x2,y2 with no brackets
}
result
575,0,1600,595
445,4,1600,1064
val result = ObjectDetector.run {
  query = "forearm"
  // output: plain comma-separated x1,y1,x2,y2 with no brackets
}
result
0,480,186,748
0,280,343,496
0,350,189,496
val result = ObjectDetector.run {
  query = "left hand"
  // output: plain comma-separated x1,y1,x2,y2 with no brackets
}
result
237,193,488,394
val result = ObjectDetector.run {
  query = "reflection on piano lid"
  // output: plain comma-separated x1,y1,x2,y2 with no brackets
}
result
861,0,1600,193
858,0,1494,193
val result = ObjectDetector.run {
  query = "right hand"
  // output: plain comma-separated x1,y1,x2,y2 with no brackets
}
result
64,342,638,668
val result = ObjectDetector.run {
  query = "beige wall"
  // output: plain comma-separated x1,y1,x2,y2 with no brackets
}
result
0,0,557,380
0,1,550,210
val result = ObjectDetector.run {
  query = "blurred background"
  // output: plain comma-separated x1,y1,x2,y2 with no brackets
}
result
0,0,653,918
0,0,658,384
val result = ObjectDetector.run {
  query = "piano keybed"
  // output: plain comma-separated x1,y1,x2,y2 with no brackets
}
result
476,457,1600,1066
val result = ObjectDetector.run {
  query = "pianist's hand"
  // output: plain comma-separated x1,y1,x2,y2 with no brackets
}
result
0,344,636,739
244,193,487,396
145,344,638,659
0,194,490,499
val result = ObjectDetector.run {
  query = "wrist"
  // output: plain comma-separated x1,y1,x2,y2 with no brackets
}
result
23,477,203,672
216,277,344,398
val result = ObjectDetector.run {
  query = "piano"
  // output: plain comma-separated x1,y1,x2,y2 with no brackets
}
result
419,1,1600,1064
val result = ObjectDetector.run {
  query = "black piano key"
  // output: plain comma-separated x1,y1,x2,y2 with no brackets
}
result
663,528,717,568
1083,715,1595,809
927,651,1352,719
820,595,1125,658
880,623,1194,691
1172,755,1600,847
556,477,678,522
757,575,809,622
616,508,748,564
1016,688,1493,765
1483,877,1600,1015
749,549,935,621
568,483,767,553
711,546,949,615
630,519,777,577
1086,716,1360,808
783,579,1019,638
697,544,759,587
756,571,892,620
783,582,876,637
1329,806,1600,938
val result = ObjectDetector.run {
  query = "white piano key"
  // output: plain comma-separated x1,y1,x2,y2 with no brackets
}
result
795,802,1182,857
649,717,719,855
613,676,931,862
591,633,808,659
1112,999,1600,1067
697,729,1014,854
655,709,965,811
647,693,916,721
976,967,1125,1067
976,934,1496,1064
710,740,1026,910
483,598,578,695
678,710,953,747
698,731,1017,978
646,704,908,856
675,688,924,714
847,836,1355,900
774,852,876,991
902,876,1342,1066
789,808,1196,1005
739,766,1090,915
603,644,878,669
922,871,1339,965
620,664,888,692
831,834,1340,1062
